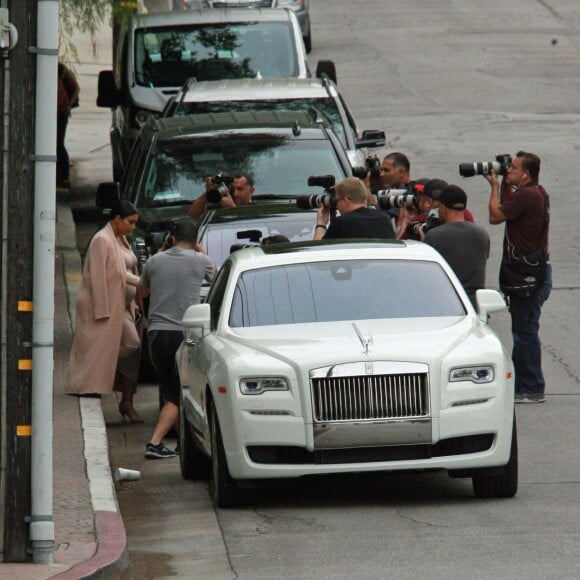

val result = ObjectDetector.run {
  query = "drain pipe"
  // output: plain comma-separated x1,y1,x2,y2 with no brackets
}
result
29,0,59,564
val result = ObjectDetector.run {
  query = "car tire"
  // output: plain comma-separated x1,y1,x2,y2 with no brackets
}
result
179,396,210,481
138,333,158,384
472,415,518,498
304,31,312,54
209,401,244,508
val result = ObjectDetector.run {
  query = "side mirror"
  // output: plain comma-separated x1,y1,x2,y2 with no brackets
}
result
356,129,387,149
476,289,507,322
96,182,120,210
182,303,211,338
96,70,121,108
315,60,337,84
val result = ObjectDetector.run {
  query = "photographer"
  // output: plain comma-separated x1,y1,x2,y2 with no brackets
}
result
398,179,476,240
423,185,489,306
485,151,551,404
188,171,255,219
313,177,396,240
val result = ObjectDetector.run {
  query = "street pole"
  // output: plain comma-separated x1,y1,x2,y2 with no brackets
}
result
29,0,59,563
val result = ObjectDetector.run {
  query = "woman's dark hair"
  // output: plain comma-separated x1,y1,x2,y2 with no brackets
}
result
110,199,138,220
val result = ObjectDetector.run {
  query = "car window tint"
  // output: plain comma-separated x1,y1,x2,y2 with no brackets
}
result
201,212,315,268
176,98,348,148
230,260,465,327
134,22,297,87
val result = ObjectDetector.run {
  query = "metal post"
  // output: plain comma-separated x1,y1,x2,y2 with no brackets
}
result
29,0,59,564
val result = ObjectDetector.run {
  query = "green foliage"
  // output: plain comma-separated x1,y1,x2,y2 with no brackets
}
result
59,0,138,64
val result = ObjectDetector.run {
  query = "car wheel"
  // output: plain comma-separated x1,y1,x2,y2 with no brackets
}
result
179,395,210,480
304,31,312,54
472,415,518,498
209,401,243,508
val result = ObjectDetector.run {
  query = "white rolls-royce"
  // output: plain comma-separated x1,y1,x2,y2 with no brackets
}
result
176,239,516,507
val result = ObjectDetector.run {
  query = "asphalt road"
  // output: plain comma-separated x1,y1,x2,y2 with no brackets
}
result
69,1,580,578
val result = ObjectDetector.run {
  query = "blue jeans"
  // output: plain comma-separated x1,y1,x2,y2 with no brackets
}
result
509,262,552,394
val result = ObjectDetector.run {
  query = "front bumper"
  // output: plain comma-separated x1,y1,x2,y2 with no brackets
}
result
217,387,514,480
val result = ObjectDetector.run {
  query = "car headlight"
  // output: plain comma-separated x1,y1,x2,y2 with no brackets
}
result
239,377,288,395
275,0,304,10
449,365,494,384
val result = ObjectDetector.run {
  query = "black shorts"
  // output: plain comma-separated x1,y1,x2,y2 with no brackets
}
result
148,330,183,406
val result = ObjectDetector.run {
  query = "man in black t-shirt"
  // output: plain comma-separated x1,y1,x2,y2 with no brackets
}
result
313,177,396,240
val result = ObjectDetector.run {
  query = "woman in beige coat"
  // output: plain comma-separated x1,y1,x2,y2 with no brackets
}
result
65,199,143,422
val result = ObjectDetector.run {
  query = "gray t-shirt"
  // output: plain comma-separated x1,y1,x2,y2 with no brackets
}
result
140,246,216,332
424,221,490,304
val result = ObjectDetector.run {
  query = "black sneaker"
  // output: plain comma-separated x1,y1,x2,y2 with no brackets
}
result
515,392,545,404
144,442,177,459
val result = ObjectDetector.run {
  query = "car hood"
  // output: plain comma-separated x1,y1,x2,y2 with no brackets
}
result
226,316,479,366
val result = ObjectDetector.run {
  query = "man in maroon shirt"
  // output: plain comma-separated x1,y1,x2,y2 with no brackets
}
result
485,151,551,404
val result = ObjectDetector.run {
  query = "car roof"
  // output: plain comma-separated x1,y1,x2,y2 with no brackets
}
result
176,77,337,103
131,8,293,29
151,110,324,138
227,239,443,267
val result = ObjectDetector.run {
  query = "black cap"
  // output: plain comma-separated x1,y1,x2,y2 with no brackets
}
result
423,179,448,199
439,185,467,210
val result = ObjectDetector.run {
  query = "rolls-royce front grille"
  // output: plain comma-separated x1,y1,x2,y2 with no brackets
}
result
312,373,429,422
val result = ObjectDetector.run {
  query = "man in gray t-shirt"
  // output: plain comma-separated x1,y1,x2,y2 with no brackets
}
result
139,219,216,459
423,185,490,306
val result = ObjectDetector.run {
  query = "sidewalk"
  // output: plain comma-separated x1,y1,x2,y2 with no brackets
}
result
0,189,128,579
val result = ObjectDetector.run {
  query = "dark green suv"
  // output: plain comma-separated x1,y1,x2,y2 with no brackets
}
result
97,109,352,270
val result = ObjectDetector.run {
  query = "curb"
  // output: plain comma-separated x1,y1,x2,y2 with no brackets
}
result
54,192,128,579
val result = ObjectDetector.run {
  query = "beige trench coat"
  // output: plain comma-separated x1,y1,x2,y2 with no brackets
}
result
65,222,137,395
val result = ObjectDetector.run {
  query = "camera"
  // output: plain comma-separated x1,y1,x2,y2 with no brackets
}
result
459,154,512,178
206,172,234,204
296,175,337,210
406,208,440,240
352,155,382,193
149,230,172,251
374,181,418,211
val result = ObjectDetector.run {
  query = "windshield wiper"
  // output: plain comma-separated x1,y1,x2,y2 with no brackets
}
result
149,199,193,208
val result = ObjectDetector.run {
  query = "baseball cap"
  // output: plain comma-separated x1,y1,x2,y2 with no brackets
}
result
422,179,448,199
438,184,467,210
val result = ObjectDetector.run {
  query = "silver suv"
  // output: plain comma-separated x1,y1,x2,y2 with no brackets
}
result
162,76,386,170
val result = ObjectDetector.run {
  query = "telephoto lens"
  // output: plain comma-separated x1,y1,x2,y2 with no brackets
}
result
459,161,501,178
206,183,230,204
296,194,334,210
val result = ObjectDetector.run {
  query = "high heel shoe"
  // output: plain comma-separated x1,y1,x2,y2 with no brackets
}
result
119,401,144,424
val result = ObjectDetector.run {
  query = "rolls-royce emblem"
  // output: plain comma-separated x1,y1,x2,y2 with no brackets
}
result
365,362,373,375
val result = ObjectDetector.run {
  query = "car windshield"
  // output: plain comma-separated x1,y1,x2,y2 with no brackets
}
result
230,259,465,327
135,22,297,87
174,98,347,148
201,211,316,268
138,134,346,208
